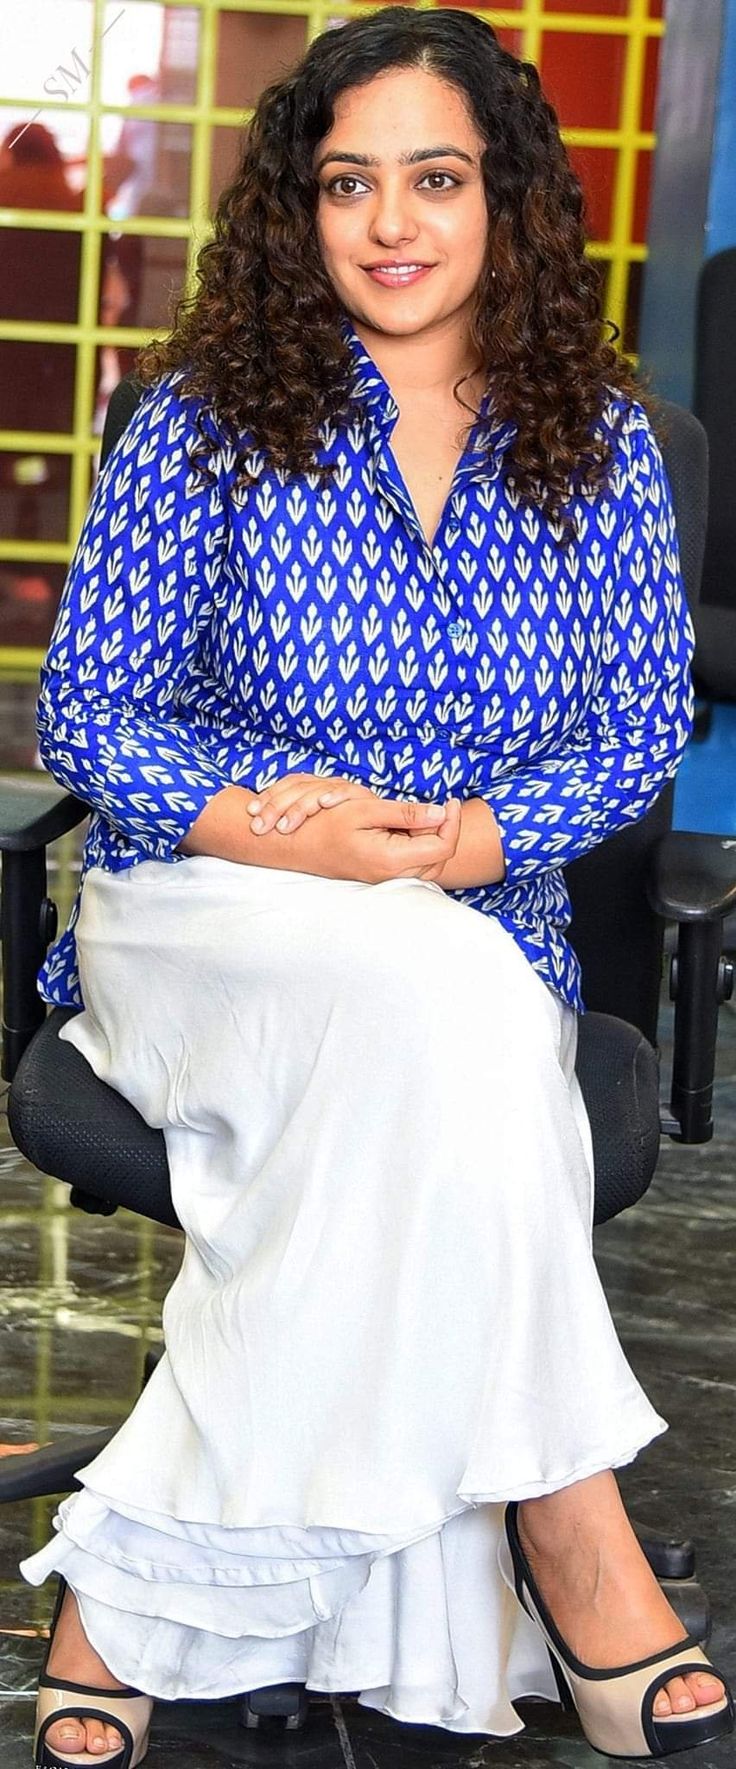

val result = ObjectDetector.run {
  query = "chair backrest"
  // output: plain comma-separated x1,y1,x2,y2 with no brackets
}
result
691,246,736,698
567,400,707,1046
100,379,707,1048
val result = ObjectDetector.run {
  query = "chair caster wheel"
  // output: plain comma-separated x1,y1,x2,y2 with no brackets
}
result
240,1684,310,1729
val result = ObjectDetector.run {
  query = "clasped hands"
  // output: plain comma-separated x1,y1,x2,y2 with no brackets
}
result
245,772,462,886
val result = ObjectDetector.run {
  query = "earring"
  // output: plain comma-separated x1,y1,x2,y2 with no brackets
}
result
491,269,497,279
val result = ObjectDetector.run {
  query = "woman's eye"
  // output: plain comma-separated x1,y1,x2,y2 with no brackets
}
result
325,171,459,197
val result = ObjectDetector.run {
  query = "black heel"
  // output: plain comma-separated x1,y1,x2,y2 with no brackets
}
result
547,1647,574,1712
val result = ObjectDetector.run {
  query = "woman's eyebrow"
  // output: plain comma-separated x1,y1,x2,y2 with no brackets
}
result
315,145,476,174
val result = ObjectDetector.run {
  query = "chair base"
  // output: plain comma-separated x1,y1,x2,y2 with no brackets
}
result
240,1685,311,1729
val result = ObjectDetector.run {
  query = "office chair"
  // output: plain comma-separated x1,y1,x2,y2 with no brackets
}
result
669,247,736,942
692,245,736,697
0,382,735,1733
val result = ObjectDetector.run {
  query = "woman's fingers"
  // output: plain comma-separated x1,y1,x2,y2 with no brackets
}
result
366,799,462,877
244,785,461,860
247,779,372,833
358,797,456,829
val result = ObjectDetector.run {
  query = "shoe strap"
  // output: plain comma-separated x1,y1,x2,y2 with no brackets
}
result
38,1669,146,1697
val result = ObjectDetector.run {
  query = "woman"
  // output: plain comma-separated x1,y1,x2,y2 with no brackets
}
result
20,8,734,1763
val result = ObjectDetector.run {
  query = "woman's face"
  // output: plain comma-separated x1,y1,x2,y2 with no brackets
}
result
313,66,489,351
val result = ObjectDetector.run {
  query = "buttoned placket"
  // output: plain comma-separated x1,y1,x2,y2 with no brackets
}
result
339,314,517,746
364,412,514,747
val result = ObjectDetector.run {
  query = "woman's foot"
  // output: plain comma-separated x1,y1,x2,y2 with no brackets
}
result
517,1470,726,1721
42,1583,129,1756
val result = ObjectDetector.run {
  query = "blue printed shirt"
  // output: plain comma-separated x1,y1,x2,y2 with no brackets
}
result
36,313,695,1012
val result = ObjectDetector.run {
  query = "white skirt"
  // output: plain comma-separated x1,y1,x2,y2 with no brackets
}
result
20,857,667,1738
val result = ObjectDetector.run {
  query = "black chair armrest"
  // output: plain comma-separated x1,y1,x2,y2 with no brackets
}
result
0,776,91,1084
0,774,89,851
647,832,736,1145
648,830,736,923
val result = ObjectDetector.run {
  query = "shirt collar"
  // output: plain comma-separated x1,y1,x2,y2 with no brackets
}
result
337,309,515,464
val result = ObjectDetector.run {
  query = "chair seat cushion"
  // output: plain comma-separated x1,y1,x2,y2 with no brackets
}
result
8,1005,661,1230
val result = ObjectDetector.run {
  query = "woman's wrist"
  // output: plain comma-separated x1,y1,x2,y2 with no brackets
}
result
433,799,506,889
177,784,322,869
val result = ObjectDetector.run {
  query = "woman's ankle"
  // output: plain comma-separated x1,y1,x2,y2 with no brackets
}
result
517,1469,625,1553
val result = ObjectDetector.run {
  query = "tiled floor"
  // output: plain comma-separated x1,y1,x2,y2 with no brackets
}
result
0,913,734,1766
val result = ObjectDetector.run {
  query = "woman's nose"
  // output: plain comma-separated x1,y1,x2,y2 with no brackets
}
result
368,186,421,241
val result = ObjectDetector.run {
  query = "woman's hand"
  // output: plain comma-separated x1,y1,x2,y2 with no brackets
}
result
295,792,463,885
245,773,373,836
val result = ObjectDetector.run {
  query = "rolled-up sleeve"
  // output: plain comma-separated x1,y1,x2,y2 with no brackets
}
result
477,413,695,884
36,375,237,860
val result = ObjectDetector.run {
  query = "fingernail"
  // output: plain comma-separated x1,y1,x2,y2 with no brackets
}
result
276,815,289,830
426,806,444,820
246,801,259,813
251,816,264,831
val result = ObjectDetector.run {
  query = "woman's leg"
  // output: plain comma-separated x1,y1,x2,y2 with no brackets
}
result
516,1472,725,1717
39,1588,127,1756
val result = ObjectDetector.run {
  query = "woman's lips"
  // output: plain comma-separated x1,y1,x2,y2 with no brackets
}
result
364,265,434,287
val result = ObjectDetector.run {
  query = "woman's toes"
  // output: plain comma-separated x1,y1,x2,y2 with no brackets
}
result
685,1672,726,1707
45,1717,124,1753
654,1676,696,1716
87,1722,123,1752
48,1720,85,1750
654,1673,726,1719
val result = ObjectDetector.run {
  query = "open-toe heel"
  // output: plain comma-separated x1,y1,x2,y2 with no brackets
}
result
33,1575,153,1768
499,1499,735,1760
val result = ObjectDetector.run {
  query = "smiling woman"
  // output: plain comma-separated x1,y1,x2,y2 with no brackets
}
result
16,7,733,1766
130,4,650,535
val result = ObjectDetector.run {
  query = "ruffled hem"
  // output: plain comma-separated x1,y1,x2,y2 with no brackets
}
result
20,1492,559,1734
19,1410,667,1732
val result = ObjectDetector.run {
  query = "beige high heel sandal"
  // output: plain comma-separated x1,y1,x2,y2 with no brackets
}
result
33,1576,153,1769
499,1499,735,1759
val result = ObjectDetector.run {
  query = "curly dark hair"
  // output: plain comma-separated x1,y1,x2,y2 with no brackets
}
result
136,5,656,534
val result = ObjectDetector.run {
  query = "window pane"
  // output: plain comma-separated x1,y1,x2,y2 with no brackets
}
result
568,146,617,242
0,342,77,435
101,3,199,107
100,231,188,331
0,226,82,327
541,31,625,131
214,12,309,111
542,0,628,13
101,121,193,220
0,111,86,207
0,562,65,659
3,3,93,105
0,453,71,543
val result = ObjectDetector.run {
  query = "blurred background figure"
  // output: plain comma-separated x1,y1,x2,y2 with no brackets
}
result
106,73,160,219
0,119,84,212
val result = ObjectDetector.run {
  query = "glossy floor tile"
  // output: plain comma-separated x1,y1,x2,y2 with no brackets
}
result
0,838,734,1767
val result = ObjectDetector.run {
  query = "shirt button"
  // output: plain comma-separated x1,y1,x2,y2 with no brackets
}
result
447,621,463,637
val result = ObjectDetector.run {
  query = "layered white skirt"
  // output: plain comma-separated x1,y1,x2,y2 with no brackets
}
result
20,857,668,1737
